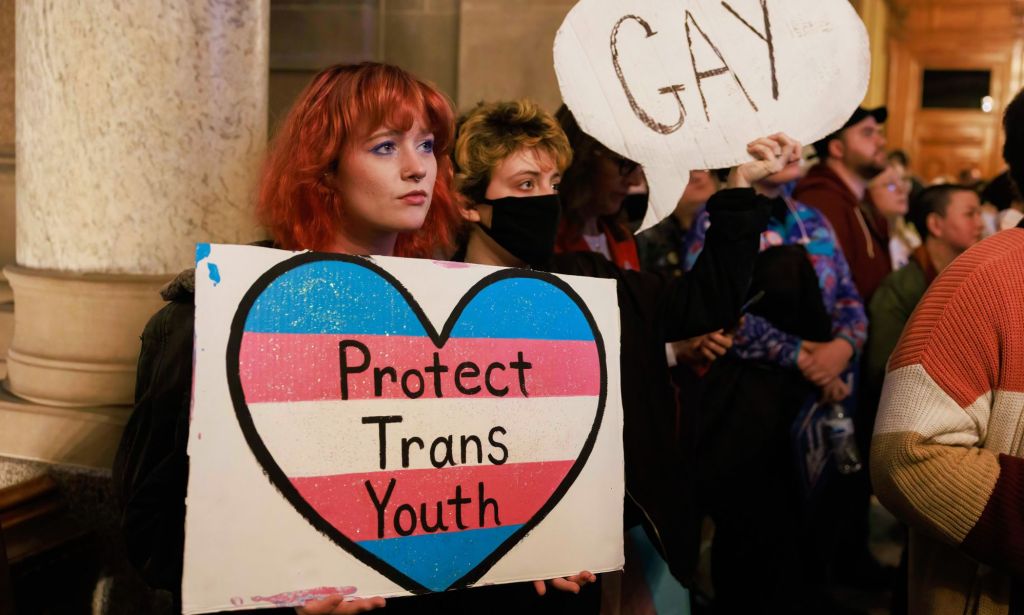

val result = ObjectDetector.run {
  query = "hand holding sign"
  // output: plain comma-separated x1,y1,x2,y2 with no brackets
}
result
727,133,803,189
553,0,869,231
296,595,385,615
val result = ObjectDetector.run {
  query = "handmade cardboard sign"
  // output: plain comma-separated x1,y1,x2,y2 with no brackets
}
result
553,0,870,231
182,244,624,613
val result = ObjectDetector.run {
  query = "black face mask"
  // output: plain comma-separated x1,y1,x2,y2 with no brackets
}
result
476,193,561,267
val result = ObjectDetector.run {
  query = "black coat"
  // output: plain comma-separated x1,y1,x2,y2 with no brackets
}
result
544,188,771,583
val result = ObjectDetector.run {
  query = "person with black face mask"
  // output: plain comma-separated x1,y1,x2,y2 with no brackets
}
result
471,191,562,267
453,99,799,611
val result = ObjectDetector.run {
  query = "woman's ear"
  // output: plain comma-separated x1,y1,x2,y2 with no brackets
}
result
460,202,481,223
320,169,338,192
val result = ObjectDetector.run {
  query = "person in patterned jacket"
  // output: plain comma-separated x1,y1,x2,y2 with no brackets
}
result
681,151,869,613
683,179,867,392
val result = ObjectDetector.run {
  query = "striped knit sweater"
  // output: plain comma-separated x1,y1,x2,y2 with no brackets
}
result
872,228,1024,615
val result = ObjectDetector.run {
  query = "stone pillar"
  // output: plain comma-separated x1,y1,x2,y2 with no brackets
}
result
0,0,15,363
7,0,268,407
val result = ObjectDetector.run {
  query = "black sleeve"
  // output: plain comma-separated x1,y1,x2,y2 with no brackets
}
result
652,187,771,340
573,188,770,341
112,300,195,594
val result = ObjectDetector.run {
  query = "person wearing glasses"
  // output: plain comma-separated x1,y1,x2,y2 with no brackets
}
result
553,105,645,270
867,162,920,270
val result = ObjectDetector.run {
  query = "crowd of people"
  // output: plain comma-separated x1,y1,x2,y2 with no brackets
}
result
112,62,1024,615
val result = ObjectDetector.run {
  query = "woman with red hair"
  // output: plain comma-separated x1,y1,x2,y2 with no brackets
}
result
257,62,461,258
114,63,462,615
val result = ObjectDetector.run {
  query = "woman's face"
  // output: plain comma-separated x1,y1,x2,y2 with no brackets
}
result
484,147,561,201
332,117,438,250
869,164,910,218
590,148,644,217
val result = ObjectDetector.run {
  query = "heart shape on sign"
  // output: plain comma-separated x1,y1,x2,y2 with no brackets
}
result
226,253,607,594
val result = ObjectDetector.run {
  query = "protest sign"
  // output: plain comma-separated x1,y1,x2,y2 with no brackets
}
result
182,244,624,613
554,0,870,231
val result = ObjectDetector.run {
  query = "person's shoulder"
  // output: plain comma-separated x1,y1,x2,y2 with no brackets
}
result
940,228,1024,288
794,190,848,220
159,267,196,303
546,251,617,279
886,259,926,286
142,269,196,348
888,231,1024,383
794,166,851,203
872,261,926,309
898,230,1024,342
792,200,839,232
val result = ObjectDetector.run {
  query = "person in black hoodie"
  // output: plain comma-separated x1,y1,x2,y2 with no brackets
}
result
452,99,797,607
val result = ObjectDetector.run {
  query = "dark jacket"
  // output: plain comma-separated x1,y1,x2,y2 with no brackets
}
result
112,188,770,605
544,188,771,583
863,244,939,436
794,163,892,302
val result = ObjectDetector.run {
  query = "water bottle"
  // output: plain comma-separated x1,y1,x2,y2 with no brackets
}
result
823,403,862,474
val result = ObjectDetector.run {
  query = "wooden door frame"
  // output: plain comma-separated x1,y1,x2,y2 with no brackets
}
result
887,36,1017,176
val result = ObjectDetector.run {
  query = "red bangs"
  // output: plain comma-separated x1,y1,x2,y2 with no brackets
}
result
256,63,460,257
343,72,454,158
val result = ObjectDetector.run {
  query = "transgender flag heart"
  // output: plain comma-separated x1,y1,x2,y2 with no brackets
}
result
226,254,607,593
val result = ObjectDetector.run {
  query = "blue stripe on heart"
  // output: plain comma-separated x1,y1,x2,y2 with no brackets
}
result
244,261,425,336
243,261,594,341
449,278,594,341
358,524,523,592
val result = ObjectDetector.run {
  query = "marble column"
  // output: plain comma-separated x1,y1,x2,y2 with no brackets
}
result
7,0,268,407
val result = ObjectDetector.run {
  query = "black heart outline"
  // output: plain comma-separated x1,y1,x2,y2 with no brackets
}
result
225,252,608,594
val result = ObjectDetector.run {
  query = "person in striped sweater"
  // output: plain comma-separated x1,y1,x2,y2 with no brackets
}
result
871,88,1024,614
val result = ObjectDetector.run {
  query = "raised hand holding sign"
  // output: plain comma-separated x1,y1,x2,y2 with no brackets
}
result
554,0,869,231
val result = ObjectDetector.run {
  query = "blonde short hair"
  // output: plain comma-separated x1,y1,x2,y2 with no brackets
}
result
454,99,573,203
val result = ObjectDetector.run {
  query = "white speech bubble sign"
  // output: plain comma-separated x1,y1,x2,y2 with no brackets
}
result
554,0,870,232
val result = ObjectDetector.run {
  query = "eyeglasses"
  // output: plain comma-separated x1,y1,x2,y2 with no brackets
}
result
597,148,641,177
884,178,912,193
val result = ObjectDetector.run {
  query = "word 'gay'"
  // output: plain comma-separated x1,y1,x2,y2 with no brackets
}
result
612,0,778,133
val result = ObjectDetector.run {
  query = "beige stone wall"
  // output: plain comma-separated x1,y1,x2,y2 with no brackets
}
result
383,0,459,102
269,0,380,130
15,0,267,275
268,0,460,129
267,0,575,122
457,0,575,112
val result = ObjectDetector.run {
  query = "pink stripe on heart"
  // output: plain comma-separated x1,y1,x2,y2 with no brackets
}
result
289,460,576,540
239,333,600,403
